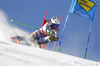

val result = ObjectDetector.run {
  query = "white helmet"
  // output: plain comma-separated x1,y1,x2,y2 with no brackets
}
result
51,17,60,24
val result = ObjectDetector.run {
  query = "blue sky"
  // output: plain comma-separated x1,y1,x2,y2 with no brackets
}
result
0,0,100,62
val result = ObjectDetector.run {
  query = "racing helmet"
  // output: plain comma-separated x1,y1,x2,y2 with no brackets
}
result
51,17,60,24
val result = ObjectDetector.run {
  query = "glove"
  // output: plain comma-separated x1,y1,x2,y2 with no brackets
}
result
49,36,59,42
49,36,55,42
47,30,52,35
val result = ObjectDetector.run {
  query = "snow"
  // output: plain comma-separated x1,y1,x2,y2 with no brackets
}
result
0,41,100,66
0,10,100,66
0,10,29,42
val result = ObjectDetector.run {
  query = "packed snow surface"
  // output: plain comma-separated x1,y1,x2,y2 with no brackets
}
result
0,41,100,66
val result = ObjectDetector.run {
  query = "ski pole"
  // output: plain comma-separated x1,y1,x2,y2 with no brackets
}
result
11,20,38,30
11,20,53,36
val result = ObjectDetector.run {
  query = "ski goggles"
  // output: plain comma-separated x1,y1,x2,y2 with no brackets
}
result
52,24,59,28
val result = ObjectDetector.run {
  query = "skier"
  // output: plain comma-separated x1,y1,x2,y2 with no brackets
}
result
30,16,60,46
11,16,60,48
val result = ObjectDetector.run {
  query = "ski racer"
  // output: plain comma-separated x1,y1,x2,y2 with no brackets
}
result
30,16,60,46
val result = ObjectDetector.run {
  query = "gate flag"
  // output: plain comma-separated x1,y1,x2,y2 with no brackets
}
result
69,0,96,21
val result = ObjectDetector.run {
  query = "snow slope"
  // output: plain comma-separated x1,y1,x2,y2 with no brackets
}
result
0,41,100,66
